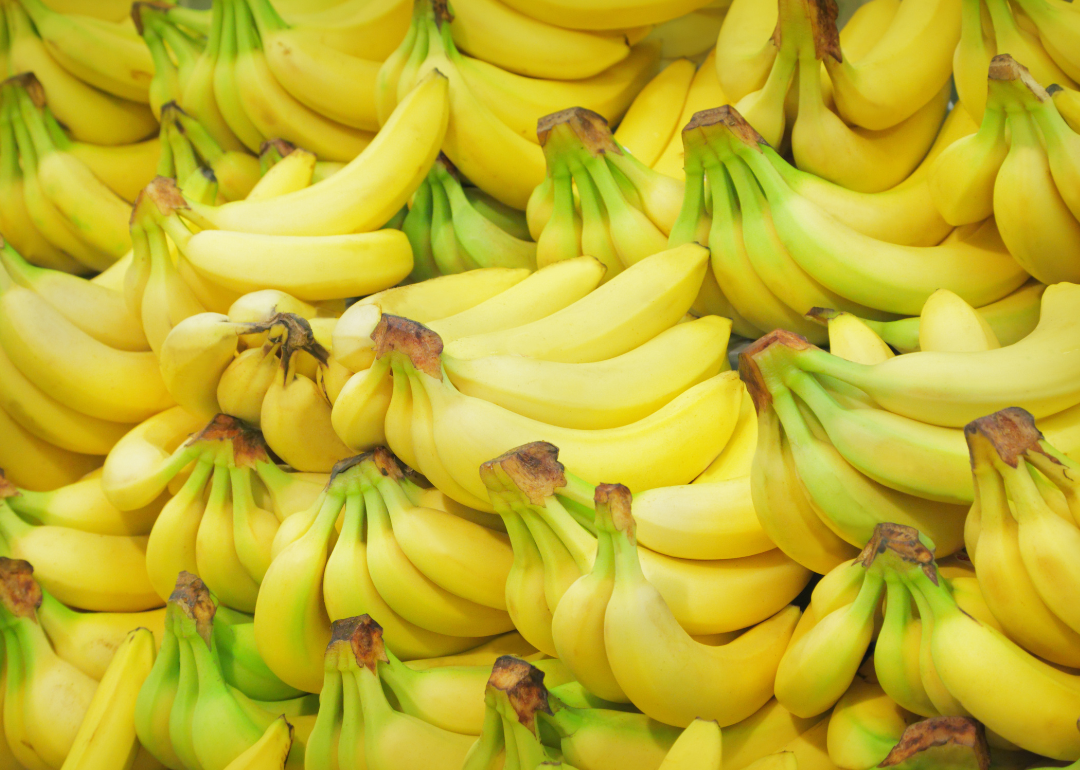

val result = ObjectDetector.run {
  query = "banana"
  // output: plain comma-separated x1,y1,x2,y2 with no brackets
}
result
720,700,820,770
614,59,696,167
714,0,777,102
393,3,544,210
343,616,476,770
170,109,261,203
749,399,860,574
0,94,85,274
156,182,413,302
826,675,914,770
13,79,132,261
3,471,162,536
195,463,259,613
4,2,157,146
918,289,1000,352
231,0,375,162
693,392,757,483
602,483,801,727
784,283,1080,428
543,695,683,770
726,109,1027,315
444,316,729,429
992,59,1080,285
60,627,157,770
179,69,448,235
1029,88,1080,231
365,453,512,611
223,716,293,770
0,241,146,352
446,243,707,363
217,342,280,424
550,486,628,704
448,0,633,80
18,0,153,102
3,86,116,273
774,567,884,718
744,337,969,551
245,0,380,132
247,143,317,202
461,44,660,146
874,572,938,717
824,0,961,130
100,406,204,513
929,98,1009,226
657,718,723,770
897,532,1080,760
0,495,160,613
808,309,895,364
254,477,347,693
273,0,409,60
160,312,251,420
135,602,184,770
0,558,98,770
498,0,709,29
0,334,135,456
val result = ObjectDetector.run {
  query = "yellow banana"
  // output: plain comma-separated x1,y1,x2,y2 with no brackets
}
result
614,59,696,167
918,288,1000,352
693,390,757,482
60,628,157,770
3,471,162,537
653,51,728,179
180,70,448,235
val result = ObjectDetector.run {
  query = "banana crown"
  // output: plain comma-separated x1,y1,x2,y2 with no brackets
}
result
877,715,991,770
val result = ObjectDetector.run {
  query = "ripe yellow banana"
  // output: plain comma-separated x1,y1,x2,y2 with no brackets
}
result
60,627,157,770
825,675,915,770
448,0,633,80
657,718,723,770
614,59,696,167
4,2,157,146
810,309,895,364
445,316,729,429
0,413,99,493
874,572,939,717
602,485,801,727
3,471,162,536
653,51,729,179
247,143,317,201
275,0,410,60
919,288,1000,352
180,70,448,235
714,0,777,101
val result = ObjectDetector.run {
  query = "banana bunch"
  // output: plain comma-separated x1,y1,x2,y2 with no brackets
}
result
870,521,1080,761
964,407,1080,669
403,153,536,281
527,108,685,286
2,0,157,145
254,450,517,694
0,76,133,273
338,244,746,510
157,103,261,203
480,462,806,727
679,105,1028,340
135,572,316,770
953,0,1080,126
715,0,957,191
378,0,660,209
934,55,1080,284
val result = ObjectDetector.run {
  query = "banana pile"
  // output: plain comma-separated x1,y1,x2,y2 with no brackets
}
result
4,0,1080,768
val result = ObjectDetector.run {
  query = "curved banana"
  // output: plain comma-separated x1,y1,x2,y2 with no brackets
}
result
714,0,778,102
826,676,913,770
445,316,729,429
448,0,632,80
4,2,157,146
60,627,157,770
785,283,1080,428
810,309,895,364
0,498,160,612
0,407,101,491
160,312,250,420
874,573,938,717
602,484,801,727
614,59,696,167
919,288,1000,352
180,69,448,235
4,472,162,536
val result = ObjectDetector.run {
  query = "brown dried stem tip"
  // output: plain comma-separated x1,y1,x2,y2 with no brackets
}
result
860,523,938,583
484,443,566,506
879,716,989,770
595,483,633,536
330,615,387,672
964,407,1042,469
0,558,41,619
1,73,46,107
259,138,296,161
737,329,811,413
0,471,18,500
371,315,443,380
684,106,766,150
168,571,216,647
988,54,1050,103
805,0,841,62
804,307,841,325
536,107,619,155
432,0,454,27
487,656,551,731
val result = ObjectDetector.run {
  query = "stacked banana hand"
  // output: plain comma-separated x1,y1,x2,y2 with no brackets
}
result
930,54,1080,284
